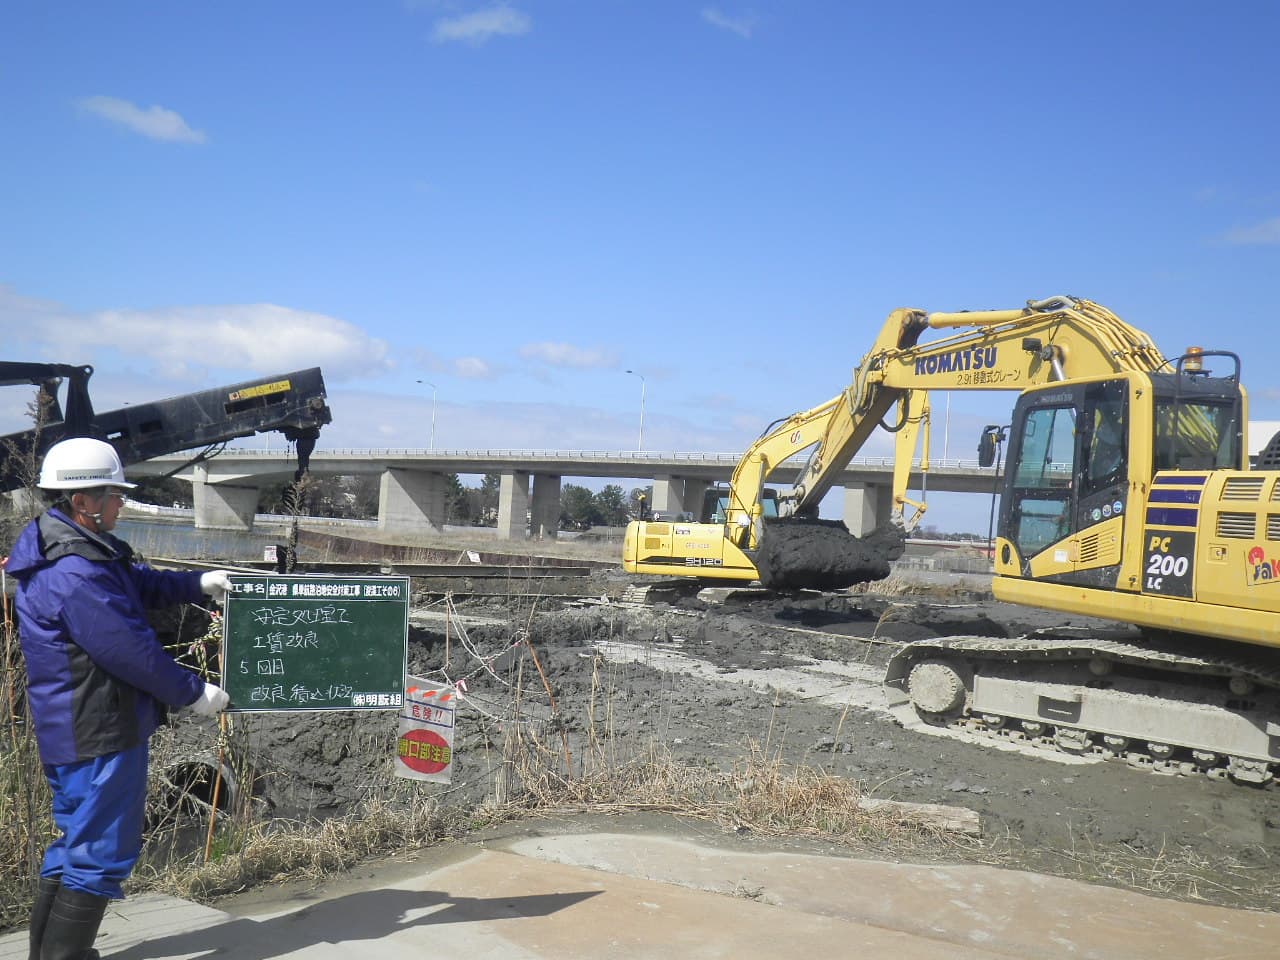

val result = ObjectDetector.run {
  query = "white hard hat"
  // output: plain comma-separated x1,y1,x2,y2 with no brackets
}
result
38,437,137,490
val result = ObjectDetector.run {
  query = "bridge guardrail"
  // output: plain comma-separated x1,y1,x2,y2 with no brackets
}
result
148,448,995,472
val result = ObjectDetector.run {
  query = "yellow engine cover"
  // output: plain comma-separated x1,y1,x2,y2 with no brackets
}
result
622,521,760,581
996,470,1280,652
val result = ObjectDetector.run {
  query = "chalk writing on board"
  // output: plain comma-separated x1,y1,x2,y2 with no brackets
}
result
248,605,353,626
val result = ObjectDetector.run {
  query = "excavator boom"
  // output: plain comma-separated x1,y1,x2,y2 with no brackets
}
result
783,296,1169,517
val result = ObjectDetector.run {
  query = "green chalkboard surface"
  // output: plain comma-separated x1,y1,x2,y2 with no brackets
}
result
222,575,409,712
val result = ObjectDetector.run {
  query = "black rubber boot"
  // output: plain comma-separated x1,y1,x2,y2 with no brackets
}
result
28,876,61,960
40,887,108,960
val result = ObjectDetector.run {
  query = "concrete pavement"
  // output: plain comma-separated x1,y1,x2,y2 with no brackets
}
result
4,829,1278,959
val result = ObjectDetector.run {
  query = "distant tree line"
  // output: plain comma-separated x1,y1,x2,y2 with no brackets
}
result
914,524,990,543
559,483,646,530
127,476,195,508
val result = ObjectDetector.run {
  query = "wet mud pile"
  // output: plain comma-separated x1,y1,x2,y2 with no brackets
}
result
754,520,906,590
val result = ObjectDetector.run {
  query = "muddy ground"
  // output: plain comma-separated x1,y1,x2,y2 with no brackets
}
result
164,564,1280,916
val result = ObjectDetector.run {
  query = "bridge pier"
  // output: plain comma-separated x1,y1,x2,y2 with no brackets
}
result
378,468,446,534
530,474,561,540
651,476,710,520
842,482,891,536
192,464,259,531
497,471,530,539
496,471,563,540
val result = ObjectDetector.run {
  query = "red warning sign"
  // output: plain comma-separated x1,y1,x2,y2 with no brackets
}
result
397,728,452,775
395,675,457,783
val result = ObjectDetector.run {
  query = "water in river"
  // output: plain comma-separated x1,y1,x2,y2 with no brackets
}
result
115,518,293,562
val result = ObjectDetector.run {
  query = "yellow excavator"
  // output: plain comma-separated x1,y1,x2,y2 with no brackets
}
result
624,295,1280,784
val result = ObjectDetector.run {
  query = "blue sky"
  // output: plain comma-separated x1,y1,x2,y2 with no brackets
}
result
3,1,1278,533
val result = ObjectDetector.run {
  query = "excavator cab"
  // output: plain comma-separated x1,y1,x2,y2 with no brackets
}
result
701,485,779,524
993,359,1244,585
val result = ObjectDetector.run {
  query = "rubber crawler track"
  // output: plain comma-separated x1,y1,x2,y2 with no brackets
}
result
884,632,1280,784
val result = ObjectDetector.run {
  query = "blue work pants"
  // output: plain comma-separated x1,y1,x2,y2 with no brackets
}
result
41,742,148,899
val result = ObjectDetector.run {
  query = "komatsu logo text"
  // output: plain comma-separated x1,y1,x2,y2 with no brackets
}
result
915,347,998,375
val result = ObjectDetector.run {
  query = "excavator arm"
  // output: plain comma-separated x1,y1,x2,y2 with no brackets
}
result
783,296,1167,520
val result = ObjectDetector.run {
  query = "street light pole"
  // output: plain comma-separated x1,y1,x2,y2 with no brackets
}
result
943,393,950,461
416,379,438,451
624,369,646,452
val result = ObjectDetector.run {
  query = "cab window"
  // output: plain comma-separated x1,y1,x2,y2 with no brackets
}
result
1154,400,1238,471
1010,405,1076,556
1082,382,1127,495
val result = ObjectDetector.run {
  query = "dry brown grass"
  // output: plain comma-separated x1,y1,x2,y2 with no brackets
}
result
132,794,475,901
1,482,58,930
0,608,56,931
125,732,970,911
499,716,965,849
974,822,1280,909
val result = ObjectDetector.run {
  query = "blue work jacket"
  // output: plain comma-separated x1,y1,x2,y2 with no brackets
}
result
6,509,206,765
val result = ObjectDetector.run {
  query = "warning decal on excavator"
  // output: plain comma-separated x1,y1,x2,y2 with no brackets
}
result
228,379,292,402
1142,530,1195,597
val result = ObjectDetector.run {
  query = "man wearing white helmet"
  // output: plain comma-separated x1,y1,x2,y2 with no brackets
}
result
4,437,233,960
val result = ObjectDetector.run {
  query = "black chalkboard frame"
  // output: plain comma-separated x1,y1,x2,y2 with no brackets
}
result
221,574,409,713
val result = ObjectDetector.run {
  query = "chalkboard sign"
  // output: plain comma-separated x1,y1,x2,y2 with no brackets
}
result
222,575,409,712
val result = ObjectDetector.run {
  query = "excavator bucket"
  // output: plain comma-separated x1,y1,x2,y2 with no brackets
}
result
753,519,906,590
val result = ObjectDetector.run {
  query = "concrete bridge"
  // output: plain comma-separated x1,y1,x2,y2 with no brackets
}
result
130,448,1000,539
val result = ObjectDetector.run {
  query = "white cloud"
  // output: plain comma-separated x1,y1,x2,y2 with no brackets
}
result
411,348,498,380
78,95,207,144
519,342,618,369
1220,217,1280,246
432,4,531,44
701,7,756,39
95,304,390,379
454,356,495,378
0,288,389,382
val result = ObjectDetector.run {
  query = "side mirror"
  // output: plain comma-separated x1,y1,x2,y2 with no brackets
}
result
978,429,997,468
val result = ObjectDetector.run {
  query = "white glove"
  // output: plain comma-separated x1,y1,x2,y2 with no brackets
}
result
200,570,233,601
189,682,230,716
